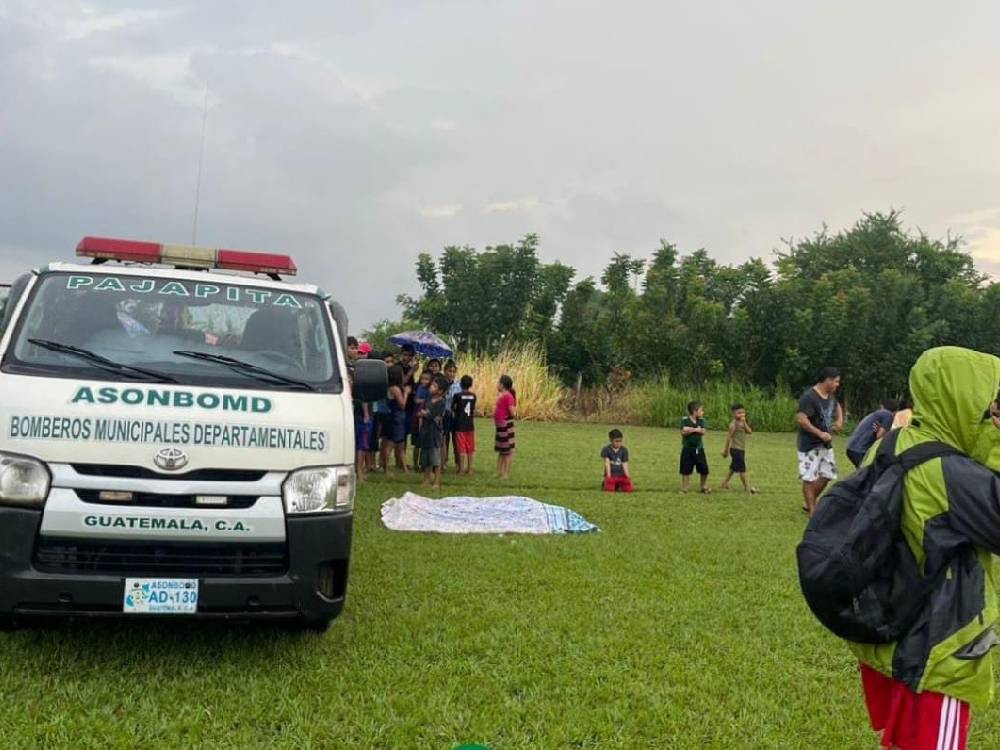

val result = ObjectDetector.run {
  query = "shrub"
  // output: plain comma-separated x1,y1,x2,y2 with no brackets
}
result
454,345,566,421
451,346,800,430
619,379,799,432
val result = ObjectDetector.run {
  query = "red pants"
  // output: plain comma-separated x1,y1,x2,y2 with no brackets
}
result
861,664,969,750
603,475,634,493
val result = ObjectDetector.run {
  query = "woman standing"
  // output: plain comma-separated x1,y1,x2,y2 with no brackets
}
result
381,365,409,475
494,375,518,478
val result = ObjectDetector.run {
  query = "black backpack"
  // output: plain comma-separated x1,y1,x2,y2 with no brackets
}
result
796,430,960,644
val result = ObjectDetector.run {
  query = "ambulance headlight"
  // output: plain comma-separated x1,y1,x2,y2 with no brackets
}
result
0,452,51,507
282,466,354,514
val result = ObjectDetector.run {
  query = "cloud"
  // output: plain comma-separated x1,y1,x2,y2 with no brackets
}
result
89,52,204,107
970,231,1000,264
420,204,463,219
63,8,180,41
948,207,1000,270
6,1,1000,328
483,197,541,214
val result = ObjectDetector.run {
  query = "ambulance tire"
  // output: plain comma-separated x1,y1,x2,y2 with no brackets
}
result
0,615,16,632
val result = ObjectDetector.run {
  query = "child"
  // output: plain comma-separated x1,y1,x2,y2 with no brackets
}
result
418,375,449,489
346,337,371,482
721,403,757,494
442,360,461,469
411,370,432,470
399,344,418,457
680,401,710,494
494,375,517,478
346,336,360,362
452,375,477,474
601,429,634,492
380,365,409,474
371,392,389,471
426,358,442,376
398,344,417,388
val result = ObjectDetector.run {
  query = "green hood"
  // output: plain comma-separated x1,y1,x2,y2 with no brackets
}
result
908,346,1000,467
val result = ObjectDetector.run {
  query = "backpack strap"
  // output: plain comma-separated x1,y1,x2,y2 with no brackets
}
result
871,428,903,472
871,429,962,473
895,440,962,470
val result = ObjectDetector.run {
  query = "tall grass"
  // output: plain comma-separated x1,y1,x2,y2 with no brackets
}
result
449,346,798,430
619,379,799,432
454,345,567,421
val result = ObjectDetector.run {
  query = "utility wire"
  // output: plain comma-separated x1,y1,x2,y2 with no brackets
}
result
191,85,209,246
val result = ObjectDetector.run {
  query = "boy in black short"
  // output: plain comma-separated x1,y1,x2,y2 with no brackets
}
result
451,375,478,475
721,403,758,495
679,401,710,494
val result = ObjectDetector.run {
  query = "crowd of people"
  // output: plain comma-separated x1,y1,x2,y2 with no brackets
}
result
347,337,918,509
346,337,518,488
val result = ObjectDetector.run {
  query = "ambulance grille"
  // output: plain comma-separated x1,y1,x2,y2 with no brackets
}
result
75,490,259,509
72,465,267,482
34,539,288,576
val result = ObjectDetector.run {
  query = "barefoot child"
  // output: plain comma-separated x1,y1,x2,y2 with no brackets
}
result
680,401,710,494
494,375,517,478
601,429,634,492
418,375,448,489
442,360,461,469
721,403,757,494
411,370,432,471
452,375,477,475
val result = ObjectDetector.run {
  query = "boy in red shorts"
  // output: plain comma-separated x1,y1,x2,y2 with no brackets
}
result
601,429,634,492
451,375,477,474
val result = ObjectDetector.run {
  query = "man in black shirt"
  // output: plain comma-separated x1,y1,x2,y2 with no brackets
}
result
796,367,844,516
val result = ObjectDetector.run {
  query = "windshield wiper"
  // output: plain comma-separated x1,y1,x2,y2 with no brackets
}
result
172,350,317,392
28,339,178,383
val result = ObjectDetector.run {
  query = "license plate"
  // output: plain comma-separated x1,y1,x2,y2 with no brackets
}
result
123,578,199,614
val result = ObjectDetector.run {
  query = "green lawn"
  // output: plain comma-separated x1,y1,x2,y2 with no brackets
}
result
2,420,999,748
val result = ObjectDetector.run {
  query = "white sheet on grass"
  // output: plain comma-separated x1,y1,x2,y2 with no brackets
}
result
381,492,599,535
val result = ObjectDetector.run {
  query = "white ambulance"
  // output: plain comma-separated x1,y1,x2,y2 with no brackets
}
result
0,237,384,630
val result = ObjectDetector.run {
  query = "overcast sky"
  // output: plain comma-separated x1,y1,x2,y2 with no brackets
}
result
3,1,1000,328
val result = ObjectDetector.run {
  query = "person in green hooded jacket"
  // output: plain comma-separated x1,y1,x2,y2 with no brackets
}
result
848,346,1000,750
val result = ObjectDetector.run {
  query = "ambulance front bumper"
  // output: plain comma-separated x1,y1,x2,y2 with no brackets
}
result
0,504,352,623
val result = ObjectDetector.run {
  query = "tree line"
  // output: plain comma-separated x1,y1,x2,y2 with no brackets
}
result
368,211,999,412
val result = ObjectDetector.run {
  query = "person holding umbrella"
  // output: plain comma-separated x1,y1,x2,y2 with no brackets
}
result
390,332,454,455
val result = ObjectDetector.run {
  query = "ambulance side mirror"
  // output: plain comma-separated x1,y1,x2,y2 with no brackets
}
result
353,359,388,402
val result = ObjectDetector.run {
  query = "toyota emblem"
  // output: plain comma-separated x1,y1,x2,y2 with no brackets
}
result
154,447,189,472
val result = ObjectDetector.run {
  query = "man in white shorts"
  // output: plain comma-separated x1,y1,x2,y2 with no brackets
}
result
796,367,843,516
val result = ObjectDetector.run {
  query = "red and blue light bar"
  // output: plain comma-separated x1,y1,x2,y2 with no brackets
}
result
75,236,297,277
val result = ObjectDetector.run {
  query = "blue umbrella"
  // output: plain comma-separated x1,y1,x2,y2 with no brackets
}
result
389,331,454,358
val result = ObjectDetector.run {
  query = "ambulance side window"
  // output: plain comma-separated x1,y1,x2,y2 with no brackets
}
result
0,275,32,340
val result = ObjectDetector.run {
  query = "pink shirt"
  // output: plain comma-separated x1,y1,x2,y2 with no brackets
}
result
494,391,516,425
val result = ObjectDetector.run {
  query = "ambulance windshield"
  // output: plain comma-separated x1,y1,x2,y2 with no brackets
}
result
3,272,341,392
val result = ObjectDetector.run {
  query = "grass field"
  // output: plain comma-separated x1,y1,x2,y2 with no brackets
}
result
2,421,999,748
